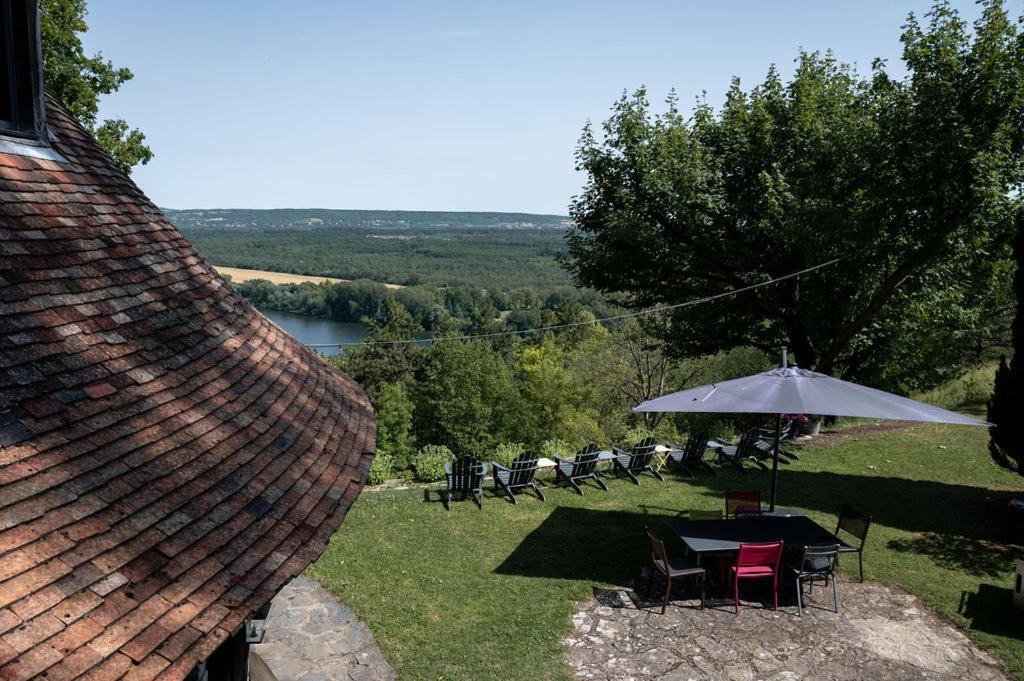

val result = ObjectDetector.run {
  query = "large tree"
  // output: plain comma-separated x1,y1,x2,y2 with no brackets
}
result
989,209,1024,473
40,0,152,173
566,1,1022,388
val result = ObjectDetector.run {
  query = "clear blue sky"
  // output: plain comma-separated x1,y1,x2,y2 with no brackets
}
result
83,1,985,215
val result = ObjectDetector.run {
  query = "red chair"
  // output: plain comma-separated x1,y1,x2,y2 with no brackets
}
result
725,490,762,518
730,541,783,614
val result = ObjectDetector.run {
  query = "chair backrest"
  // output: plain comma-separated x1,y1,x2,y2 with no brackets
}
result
683,431,708,462
574,442,598,457
627,444,656,470
737,429,761,456
633,436,657,451
736,541,783,570
836,505,871,545
725,490,761,518
571,450,599,476
644,526,669,566
799,544,839,573
448,456,484,491
506,452,539,486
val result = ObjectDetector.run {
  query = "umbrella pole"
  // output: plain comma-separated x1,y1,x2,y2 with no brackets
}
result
769,413,781,512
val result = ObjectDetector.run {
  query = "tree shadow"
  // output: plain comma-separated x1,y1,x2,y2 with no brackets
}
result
493,506,673,584
685,470,1020,545
958,583,1024,641
888,533,1023,579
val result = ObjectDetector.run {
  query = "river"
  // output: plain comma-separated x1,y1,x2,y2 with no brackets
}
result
258,308,367,356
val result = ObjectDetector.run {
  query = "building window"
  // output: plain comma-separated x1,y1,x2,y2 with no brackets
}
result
0,0,45,140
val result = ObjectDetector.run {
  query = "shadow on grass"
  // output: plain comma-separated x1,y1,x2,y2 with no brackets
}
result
959,583,1024,641
493,506,672,584
888,533,1024,579
684,470,1020,545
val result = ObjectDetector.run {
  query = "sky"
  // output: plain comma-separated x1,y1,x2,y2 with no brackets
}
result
82,0,988,215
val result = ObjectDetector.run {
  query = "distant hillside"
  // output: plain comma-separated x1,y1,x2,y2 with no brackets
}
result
171,208,575,289
165,208,571,233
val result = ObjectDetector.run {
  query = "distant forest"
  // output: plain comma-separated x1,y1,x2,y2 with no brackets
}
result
169,208,573,289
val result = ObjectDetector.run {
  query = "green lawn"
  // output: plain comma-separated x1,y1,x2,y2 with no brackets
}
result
309,424,1024,680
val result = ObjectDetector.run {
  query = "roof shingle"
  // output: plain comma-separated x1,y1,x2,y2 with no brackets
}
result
0,95,375,680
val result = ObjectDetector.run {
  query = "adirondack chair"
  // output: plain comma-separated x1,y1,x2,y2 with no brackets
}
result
554,444,608,495
443,456,487,510
716,430,769,471
750,424,799,462
668,431,716,476
491,452,545,504
611,439,664,485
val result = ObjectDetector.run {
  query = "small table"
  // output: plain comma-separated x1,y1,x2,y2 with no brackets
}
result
668,515,854,556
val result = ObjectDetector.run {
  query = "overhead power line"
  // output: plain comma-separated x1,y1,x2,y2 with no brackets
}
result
307,255,846,349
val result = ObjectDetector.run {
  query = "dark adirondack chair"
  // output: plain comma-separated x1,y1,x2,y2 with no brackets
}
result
554,444,607,495
443,456,487,511
716,430,769,471
668,431,715,476
611,439,664,485
491,452,545,505
751,424,799,462
835,505,872,582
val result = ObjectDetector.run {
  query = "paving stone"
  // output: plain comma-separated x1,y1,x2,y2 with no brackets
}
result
252,576,396,681
563,577,1008,680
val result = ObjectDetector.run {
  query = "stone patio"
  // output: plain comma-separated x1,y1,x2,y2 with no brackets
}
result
564,575,1007,680
251,576,396,681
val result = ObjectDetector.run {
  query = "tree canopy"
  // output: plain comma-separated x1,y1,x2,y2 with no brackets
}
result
566,0,1022,389
40,0,152,173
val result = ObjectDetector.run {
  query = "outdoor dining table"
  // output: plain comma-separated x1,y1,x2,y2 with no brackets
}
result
668,514,855,556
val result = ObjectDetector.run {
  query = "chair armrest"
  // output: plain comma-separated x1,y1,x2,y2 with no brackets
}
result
552,455,573,465
490,461,510,474
611,445,630,457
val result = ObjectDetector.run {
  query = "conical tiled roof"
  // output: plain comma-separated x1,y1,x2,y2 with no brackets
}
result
0,95,375,680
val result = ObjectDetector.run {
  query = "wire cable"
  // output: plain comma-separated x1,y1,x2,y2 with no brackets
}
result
306,255,845,349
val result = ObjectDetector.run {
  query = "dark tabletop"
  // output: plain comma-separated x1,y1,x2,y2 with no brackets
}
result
668,515,854,554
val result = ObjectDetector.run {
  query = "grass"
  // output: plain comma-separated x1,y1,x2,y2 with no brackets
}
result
309,423,1024,680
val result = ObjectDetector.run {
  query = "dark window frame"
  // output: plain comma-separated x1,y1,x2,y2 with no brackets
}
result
0,0,47,142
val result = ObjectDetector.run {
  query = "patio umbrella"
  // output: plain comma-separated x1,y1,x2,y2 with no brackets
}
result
633,348,987,510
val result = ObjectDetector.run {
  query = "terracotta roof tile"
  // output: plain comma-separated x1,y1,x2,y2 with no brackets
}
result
0,95,375,680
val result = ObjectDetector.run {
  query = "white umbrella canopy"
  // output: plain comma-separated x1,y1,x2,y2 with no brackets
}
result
633,350,987,509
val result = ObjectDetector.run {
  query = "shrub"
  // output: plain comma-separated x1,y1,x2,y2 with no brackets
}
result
413,445,455,482
539,438,573,459
493,442,526,467
367,451,395,486
622,425,655,447
373,383,417,471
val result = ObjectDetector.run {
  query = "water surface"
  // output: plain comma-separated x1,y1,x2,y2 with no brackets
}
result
259,308,367,356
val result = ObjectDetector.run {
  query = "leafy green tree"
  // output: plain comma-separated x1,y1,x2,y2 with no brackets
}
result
514,338,601,447
40,0,153,173
415,340,516,456
373,382,417,471
335,299,423,393
989,210,1024,473
566,1,1022,388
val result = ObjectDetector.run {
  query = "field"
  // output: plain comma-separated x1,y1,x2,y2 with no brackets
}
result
214,266,403,289
182,228,572,289
309,424,1024,680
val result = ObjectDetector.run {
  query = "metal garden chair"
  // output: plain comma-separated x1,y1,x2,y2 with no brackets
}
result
835,505,872,582
443,456,487,511
491,452,545,505
725,490,762,518
729,541,783,614
643,526,705,613
790,544,840,615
